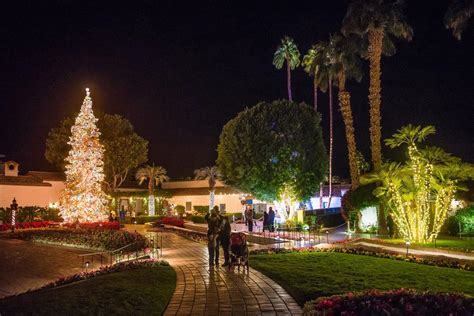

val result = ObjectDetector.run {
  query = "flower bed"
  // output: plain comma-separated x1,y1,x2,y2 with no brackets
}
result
62,221,120,230
161,216,184,227
304,289,473,315
0,221,56,231
249,246,474,270
2,259,168,299
7,228,149,251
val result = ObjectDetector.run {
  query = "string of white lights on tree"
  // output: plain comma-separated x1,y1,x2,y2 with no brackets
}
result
60,88,108,222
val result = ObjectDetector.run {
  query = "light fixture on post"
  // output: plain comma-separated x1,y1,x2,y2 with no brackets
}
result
405,240,411,258
10,198,18,233
326,230,329,243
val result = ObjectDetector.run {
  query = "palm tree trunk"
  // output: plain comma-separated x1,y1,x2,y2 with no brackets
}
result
209,189,215,212
338,75,360,190
287,61,292,101
313,77,318,112
328,76,333,208
369,28,387,235
368,29,383,172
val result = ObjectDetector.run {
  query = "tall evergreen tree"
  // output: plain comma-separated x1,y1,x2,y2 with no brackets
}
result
60,89,108,223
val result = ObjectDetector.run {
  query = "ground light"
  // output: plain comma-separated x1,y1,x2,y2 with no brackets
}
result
326,230,329,243
405,240,411,258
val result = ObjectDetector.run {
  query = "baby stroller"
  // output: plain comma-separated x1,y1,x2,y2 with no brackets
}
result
228,232,249,272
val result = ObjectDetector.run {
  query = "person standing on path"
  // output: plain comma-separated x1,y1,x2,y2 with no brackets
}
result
263,210,269,232
245,205,255,232
268,207,276,232
219,216,231,266
205,206,222,266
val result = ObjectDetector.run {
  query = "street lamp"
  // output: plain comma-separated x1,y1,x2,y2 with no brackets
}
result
10,198,18,233
405,240,411,258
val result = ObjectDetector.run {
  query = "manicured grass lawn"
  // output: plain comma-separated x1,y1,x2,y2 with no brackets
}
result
382,238,474,252
0,266,176,315
250,252,474,305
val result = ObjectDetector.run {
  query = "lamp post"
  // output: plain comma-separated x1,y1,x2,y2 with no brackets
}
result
431,232,438,248
85,261,90,272
10,198,18,233
405,240,410,258
326,230,329,243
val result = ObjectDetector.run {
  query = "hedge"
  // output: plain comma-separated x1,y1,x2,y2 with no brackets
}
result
7,228,149,251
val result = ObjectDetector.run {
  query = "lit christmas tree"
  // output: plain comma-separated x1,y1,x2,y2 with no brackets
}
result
60,88,108,222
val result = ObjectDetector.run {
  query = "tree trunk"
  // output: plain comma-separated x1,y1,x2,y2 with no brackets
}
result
313,77,318,112
287,60,292,101
338,75,360,190
368,28,384,172
328,76,333,208
368,29,387,235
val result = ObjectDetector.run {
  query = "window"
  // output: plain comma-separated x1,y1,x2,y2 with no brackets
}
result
219,204,226,213
185,202,192,212
323,202,328,209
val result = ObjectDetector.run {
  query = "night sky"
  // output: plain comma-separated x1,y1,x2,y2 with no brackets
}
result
1,1,472,179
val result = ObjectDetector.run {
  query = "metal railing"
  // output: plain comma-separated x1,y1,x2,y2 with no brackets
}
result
78,233,163,271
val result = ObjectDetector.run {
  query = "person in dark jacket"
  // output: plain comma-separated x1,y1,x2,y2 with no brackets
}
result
263,211,269,232
205,206,222,266
268,207,276,232
245,205,255,232
219,216,232,266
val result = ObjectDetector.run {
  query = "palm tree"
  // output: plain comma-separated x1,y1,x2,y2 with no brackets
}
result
273,36,301,101
328,33,363,190
342,0,413,172
135,164,170,216
194,166,220,212
302,44,328,112
444,0,473,40
302,41,333,207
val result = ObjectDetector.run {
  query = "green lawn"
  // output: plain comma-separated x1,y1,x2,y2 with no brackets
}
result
250,252,474,305
0,266,176,315
381,238,474,252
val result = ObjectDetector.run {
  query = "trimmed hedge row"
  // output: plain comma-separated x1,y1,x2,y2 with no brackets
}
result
7,228,149,251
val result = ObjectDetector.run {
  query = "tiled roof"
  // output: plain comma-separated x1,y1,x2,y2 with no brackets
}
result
27,171,65,182
0,175,51,187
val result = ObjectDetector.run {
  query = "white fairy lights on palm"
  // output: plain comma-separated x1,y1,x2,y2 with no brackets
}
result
60,88,108,222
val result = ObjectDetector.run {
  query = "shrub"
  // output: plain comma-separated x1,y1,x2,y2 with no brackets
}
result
226,212,243,221
7,228,149,251
456,206,474,236
0,206,63,223
175,205,186,217
193,205,209,215
161,217,184,227
191,215,207,224
304,289,473,315
0,221,54,231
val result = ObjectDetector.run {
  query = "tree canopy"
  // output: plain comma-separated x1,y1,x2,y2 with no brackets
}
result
45,112,148,192
217,100,327,205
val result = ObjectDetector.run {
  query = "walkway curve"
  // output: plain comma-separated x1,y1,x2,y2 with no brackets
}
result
158,232,302,315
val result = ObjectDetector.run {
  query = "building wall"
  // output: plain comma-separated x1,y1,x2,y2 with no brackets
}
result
0,185,55,208
44,181,65,207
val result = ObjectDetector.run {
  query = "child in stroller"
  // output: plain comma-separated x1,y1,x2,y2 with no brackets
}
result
228,232,249,271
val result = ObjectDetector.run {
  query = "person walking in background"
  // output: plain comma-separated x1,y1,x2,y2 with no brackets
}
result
205,206,222,266
268,207,276,232
220,216,231,266
245,205,255,232
263,210,269,232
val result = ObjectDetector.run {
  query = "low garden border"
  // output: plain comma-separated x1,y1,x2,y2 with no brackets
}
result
303,288,473,315
249,246,473,270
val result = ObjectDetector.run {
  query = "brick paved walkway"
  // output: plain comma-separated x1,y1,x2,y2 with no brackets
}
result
160,232,302,315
